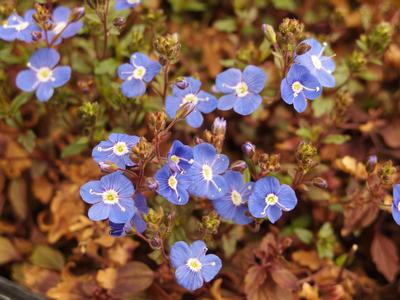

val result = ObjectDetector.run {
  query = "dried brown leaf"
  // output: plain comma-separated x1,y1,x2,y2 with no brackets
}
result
32,176,54,204
8,177,28,220
0,236,20,264
371,232,399,282
292,250,322,271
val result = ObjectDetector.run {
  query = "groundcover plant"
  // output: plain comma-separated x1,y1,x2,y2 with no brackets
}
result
0,0,399,299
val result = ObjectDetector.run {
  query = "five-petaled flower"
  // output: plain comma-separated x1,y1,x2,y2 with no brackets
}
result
16,48,71,102
80,172,135,223
167,140,194,173
295,38,336,88
155,165,190,205
92,133,139,169
45,6,84,45
166,77,217,128
216,65,267,115
392,184,400,225
248,176,297,223
115,0,141,11
280,64,322,113
185,143,229,200
0,10,39,43
117,52,161,98
170,240,222,291
212,171,254,225
109,192,148,236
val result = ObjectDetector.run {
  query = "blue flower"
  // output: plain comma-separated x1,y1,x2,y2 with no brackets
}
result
167,140,194,173
248,176,297,223
109,192,148,236
392,184,400,225
216,65,267,115
185,143,229,200
280,64,322,113
166,77,217,128
45,6,84,45
170,240,222,291
117,52,161,98
155,166,190,205
212,171,253,225
92,133,139,169
80,172,135,223
16,48,71,102
295,38,336,88
0,10,39,43
115,0,141,10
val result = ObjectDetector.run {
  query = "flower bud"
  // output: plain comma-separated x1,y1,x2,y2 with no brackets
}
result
31,31,42,41
242,142,255,158
175,77,189,90
212,117,226,136
262,23,277,44
153,33,181,65
176,102,195,119
230,160,247,172
366,155,378,173
113,16,126,28
194,137,204,145
146,177,159,191
312,177,328,189
98,161,118,172
69,7,85,23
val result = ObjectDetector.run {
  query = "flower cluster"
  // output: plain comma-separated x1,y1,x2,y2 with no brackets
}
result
281,38,336,112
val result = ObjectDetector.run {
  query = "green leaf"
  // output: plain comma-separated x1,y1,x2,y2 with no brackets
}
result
323,134,351,145
10,93,31,115
18,130,36,153
94,58,119,76
31,245,65,271
214,18,237,33
312,97,334,118
294,228,313,244
61,137,89,158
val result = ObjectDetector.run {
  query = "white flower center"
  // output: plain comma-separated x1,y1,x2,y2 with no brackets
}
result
37,67,53,82
127,0,140,4
182,93,198,105
133,66,146,80
102,189,119,204
202,165,213,181
311,55,322,69
291,81,303,94
231,190,242,206
265,193,278,205
113,142,129,156
186,258,202,272
235,82,249,97
168,175,178,190
53,21,67,35
15,21,29,31
397,202,400,212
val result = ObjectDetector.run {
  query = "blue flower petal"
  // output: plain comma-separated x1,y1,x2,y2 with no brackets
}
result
185,108,204,128
143,61,161,83
248,196,266,218
53,6,70,22
190,240,208,258
170,241,191,268
109,199,134,223
130,52,160,82
280,78,294,105
120,79,146,98
36,83,54,102
212,154,229,174
16,70,38,92
392,203,400,225
115,0,132,10
301,73,322,99
62,21,83,38
299,38,323,56
200,254,222,282
132,213,147,233
165,96,181,119
117,63,134,80
243,65,267,94
223,171,244,190
277,184,297,211
30,48,60,69
394,184,400,204
175,265,204,291
253,176,280,197
316,69,335,88
51,66,71,88
196,91,217,113
88,202,110,221
135,192,149,214
206,175,228,200
267,205,282,223
0,27,16,41
321,57,336,72
215,68,241,94
293,93,307,113
193,143,216,165
80,180,103,204
172,77,202,98
217,94,237,111
233,94,262,115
